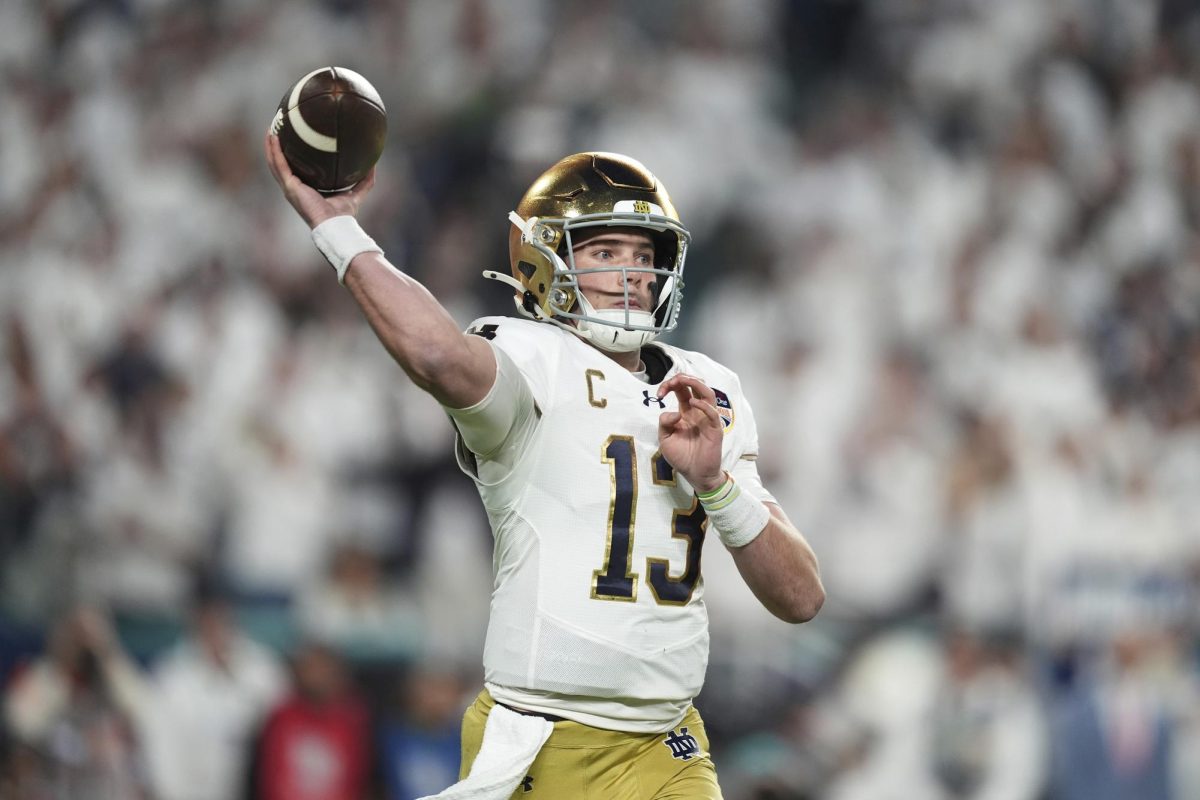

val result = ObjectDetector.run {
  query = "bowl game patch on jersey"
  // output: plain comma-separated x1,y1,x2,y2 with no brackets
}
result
713,388,735,430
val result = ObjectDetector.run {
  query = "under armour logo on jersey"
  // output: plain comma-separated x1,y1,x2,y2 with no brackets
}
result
643,390,667,408
663,727,700,761
521,775,534,792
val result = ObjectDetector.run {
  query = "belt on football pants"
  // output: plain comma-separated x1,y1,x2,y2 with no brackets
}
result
497,702,568,723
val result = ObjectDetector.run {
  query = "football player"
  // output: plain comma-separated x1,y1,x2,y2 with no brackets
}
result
265,135,824,799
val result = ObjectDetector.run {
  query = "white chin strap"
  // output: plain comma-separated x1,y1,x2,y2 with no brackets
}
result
586,314,658,352
575,295,657,353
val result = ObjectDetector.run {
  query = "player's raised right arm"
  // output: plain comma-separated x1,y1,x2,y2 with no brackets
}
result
265,132,495,410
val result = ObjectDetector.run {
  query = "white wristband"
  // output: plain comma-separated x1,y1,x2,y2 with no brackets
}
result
699,477,771,549
311,215,383,284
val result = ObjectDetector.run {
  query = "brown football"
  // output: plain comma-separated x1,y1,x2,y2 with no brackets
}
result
271,67,387,193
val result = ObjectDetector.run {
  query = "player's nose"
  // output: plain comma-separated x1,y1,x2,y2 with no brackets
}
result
622,266,648,286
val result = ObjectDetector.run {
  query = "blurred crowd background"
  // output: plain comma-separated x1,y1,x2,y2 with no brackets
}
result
2,0,1200,798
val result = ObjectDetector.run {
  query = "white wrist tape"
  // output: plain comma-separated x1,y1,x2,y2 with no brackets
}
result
698,476,771,549
311,215,383,284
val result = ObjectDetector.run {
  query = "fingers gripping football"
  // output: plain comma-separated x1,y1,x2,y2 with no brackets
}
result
265,132,375,228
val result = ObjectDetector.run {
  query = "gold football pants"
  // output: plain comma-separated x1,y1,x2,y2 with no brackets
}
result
459,690,723,799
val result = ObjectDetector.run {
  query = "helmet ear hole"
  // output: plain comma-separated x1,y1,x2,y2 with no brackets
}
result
517,261,537,279
650,231,678,268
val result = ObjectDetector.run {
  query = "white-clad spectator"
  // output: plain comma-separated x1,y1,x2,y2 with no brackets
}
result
77,325,213,617
140,587,287,800
296,538,424,665
925,630,1049,800
823,628,947,800
941,411,1030,635
816,347,950,619
219,416,336,596
981,303,1107,453
1038,57,1116,199
3,607,149,800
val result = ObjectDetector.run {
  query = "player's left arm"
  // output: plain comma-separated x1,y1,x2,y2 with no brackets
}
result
657,374,824,624
725,500,823,624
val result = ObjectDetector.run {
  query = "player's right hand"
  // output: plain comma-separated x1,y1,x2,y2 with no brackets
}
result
264,131,375,229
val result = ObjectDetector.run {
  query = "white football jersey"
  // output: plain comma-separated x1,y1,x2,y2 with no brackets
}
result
445,317,775,733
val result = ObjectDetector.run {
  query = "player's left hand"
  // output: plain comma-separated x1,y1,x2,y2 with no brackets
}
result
656,374,725,493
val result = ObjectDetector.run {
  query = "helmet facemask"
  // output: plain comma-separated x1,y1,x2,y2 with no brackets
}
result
547,211,687,351
497,209,690,352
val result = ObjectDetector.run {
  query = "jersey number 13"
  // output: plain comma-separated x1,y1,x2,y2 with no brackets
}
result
591,436,707,606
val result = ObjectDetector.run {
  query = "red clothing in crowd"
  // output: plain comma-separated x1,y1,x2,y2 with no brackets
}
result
256,694,371,800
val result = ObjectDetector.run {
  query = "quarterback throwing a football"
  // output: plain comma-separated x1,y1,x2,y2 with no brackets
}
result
266,133,823,799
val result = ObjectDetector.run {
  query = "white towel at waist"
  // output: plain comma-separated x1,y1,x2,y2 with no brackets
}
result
418,703,553,800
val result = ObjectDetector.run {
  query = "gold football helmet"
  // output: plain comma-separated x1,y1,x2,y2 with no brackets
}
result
483,152,691,352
